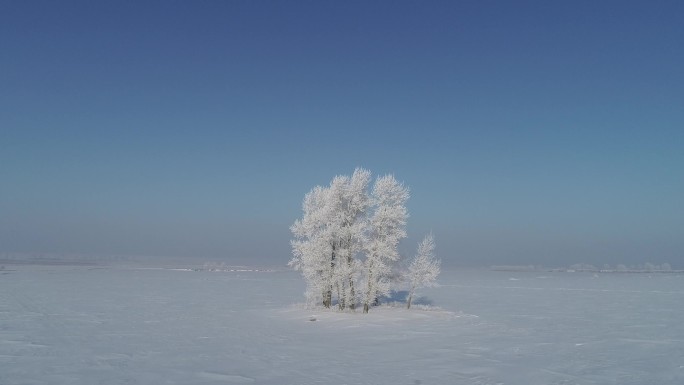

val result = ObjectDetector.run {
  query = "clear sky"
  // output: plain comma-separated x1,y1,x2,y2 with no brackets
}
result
2,1,683,267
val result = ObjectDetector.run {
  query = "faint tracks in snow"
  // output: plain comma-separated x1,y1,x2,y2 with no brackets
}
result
540,368,586,384
197,371,255,383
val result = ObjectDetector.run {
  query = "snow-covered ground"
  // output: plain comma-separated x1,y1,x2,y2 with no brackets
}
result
1,264,683,384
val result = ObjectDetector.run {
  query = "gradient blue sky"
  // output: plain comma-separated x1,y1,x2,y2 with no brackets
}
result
2,1,683,267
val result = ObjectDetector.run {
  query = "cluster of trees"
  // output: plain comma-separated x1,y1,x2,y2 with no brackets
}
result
289,168,440,313
567,263,674,272
614,263,672,272
203,261,232,272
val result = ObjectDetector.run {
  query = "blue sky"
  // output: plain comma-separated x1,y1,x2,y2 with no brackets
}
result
1,1,683,267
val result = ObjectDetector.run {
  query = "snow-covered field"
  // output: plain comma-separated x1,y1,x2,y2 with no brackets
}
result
1,264,683,385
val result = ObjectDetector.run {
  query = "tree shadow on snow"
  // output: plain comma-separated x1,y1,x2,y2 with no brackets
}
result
383,290,433,306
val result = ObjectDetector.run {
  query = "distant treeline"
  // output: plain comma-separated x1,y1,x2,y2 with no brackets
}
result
491,263,681,273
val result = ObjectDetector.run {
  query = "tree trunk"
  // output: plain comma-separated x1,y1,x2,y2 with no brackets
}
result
348,257,356,311
363,260,374,313
339,279,347,310
326,242,336,309
345,235,355,310
336,282,343,310
407,285,415,309
323,288,332,308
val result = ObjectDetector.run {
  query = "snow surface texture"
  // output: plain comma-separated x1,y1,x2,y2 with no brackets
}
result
1,265,683,384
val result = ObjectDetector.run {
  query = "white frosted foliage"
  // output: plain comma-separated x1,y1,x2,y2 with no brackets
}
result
406,233,440,309
290,168,412,312
362,174,409,313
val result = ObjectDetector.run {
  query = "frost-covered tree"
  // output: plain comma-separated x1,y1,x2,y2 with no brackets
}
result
362,175,409,313
405,233,440,309
290,168,371,310
325,168,370,310
290,168,413,312
290,185,336,307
